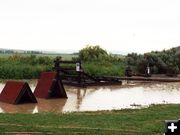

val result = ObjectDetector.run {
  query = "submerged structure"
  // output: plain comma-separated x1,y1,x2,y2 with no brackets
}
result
0,81,37,104
53,59,122,87
34,72,67,99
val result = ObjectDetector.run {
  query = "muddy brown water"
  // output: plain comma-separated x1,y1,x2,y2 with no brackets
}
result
0,80,180,113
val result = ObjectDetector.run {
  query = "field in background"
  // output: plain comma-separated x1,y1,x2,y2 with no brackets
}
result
0,53,78,60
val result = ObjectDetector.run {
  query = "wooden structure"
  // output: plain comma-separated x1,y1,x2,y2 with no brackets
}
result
118,76,180,82
34,72,67,99
54,60,122,87
0,81,37,104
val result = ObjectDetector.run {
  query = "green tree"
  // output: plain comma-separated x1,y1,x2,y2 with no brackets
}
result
79,45,108,61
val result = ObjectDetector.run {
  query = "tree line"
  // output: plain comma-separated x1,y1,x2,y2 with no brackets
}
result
126,47,180,75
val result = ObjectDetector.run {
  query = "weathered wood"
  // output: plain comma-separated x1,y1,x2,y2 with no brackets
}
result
59,61,81,64
118,76,180,82
54,60,123,87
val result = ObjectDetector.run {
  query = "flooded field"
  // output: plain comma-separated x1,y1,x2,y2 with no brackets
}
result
0,80,180,113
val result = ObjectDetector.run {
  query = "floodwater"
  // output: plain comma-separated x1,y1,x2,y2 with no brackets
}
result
0,80,180,113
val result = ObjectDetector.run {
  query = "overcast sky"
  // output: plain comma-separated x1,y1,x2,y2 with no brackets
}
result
0,0,180,53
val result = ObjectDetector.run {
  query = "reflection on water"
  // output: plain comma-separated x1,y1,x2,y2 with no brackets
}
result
0,80,180,113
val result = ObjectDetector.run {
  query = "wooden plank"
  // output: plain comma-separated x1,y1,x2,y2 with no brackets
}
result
118,76,180,82
59,61,81,64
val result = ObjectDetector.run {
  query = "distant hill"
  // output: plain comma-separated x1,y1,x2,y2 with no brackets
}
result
0,48,43,54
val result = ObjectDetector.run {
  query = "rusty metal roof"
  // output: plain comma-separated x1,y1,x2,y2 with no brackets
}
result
0,81,37,104
34,72,67,99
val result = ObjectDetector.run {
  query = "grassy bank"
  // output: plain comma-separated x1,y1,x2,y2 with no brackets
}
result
0,104,180,134
0,55,52,79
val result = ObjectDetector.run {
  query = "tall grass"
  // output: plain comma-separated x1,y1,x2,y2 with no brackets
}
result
83,62,125,77
0,54,52,79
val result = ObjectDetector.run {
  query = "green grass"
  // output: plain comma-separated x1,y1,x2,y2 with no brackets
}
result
0,104,180,134
0,53,79,79
83,62,125,77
